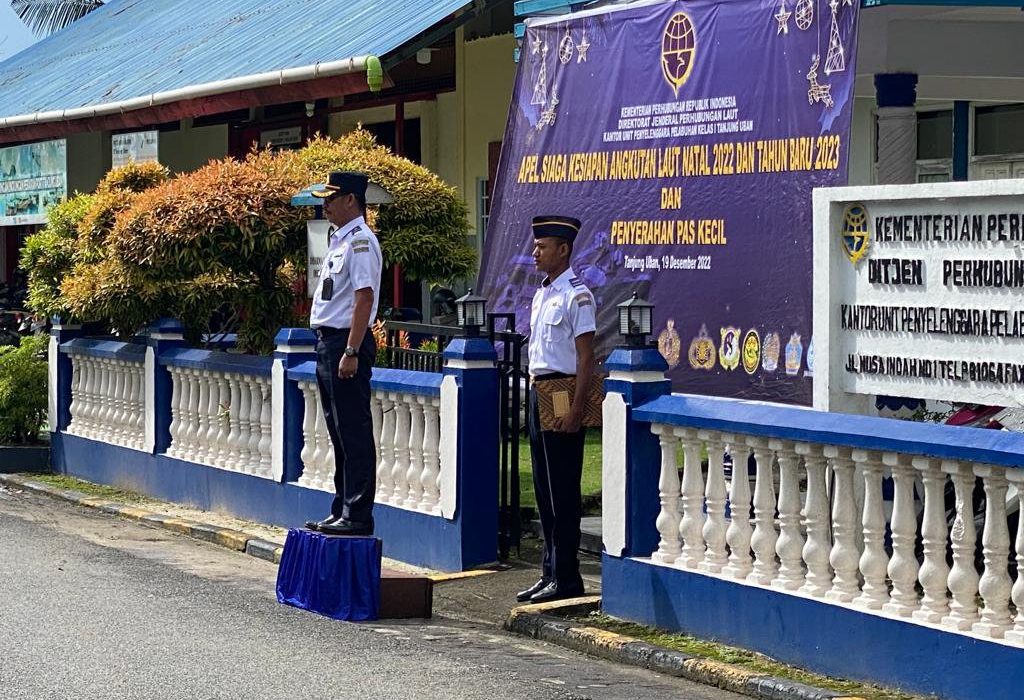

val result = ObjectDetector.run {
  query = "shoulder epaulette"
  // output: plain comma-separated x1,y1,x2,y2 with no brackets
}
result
569,276,584,288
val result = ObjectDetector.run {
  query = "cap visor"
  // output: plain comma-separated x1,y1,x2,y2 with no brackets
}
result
366,182,394,205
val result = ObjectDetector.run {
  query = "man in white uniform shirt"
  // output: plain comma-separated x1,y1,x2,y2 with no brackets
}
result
518,215,596,603
305,171,383,537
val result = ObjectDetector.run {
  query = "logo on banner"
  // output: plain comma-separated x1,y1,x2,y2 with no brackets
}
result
761,332,781,372
658,319,682,369
742,330,761,375
841,203,870,264
805,337,815,378
785,333,804,376
661,12,697,97
719,326,741,371
688,324,716,370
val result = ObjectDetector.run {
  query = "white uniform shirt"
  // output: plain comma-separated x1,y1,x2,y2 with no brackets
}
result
309,216,383,330
528,267,597,376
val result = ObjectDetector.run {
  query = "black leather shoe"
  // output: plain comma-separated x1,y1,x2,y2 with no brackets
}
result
530,581,585,604
304,514,340,531
320,519,374,536
516,578,550,603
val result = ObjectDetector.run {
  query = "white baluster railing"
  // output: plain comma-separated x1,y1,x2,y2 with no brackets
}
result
644,420,1024,647
296,381,449,516
165,366,273,479
66,353,146,450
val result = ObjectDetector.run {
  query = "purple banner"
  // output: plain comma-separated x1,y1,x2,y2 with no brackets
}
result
478,0,859,404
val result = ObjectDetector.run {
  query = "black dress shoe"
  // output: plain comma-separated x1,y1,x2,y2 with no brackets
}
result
530,581,585,604
320,519,374,536
304,514,341,531
516,578,550,603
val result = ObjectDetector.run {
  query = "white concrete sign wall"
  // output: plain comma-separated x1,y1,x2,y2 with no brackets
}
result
306,220,331,298
814,180,1024,413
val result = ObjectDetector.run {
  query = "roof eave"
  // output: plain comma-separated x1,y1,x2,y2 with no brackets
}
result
0,55,373,129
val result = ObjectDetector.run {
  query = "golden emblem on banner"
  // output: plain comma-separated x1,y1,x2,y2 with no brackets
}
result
719,326,741,371
688,324,716,370
661,12,697,97
841,203,870,265
761,332,781,372
742,330,761,375
657,319,682,369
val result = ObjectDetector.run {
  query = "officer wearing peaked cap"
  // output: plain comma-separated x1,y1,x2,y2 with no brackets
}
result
518,215,597,604
304,171,384,537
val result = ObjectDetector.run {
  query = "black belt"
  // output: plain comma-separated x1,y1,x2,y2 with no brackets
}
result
531,372,575,383
314,326,349,339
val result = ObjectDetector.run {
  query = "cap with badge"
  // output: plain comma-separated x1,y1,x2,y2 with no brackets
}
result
532,215,581,242
310,170,394,204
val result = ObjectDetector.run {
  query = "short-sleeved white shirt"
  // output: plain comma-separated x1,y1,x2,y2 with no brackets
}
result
309,216,382,330
528,267,597,376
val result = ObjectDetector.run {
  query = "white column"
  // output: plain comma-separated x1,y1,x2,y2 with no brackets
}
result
942,460,980,631
246,379,263,475
419,397,442,514
298,382,318,487
973,464,1013,638
1005,471,1024,644
225,374,242,470
748,439,779,586
110,361,126,445
825,446,860,602
213,374,230,468
651,424,681,565
404,397,425,509
798,443,832,597
676,428,706,569
772,439,805,591
79,357,95,438
257,378,272,477
854,449,890,610
700,432,729,573
97,358,113,442
723,443,753,580
376,394,395,501
883,454,920,617
132,364,145,449
308,396,328,490
390,393,411,504
913,457,951,623
67,357,82,436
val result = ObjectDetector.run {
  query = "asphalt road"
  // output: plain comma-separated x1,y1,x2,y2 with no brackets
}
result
0,484,743,700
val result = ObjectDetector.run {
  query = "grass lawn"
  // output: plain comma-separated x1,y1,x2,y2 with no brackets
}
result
517,429,602,513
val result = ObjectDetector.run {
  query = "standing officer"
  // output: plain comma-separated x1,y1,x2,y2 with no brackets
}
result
305,171,383,537
518,215,596,603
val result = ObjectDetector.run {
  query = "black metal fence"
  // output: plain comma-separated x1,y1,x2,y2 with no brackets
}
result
381,320,460,373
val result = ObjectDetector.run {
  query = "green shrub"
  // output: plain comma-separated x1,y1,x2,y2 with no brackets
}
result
0,335,49,444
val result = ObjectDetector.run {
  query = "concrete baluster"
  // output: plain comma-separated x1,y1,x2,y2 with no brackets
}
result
676,427,706,569
825,447,860,602
700,432,729,573
772,439,806,591
854,450,890,609
651,425,681,565
973,465,1013,638
913,457,951,622
748,439,779,585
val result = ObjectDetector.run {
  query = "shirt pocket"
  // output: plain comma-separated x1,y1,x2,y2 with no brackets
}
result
541,301,566,341
324,250,346,279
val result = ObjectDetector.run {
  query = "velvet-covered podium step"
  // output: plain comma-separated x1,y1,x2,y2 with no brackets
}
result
275,528,433,621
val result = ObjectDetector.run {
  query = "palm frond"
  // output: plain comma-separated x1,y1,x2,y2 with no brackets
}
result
10,0,105,37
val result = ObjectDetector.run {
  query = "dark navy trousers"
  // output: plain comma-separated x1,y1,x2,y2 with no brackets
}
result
315,331,377,524
528,385,586,587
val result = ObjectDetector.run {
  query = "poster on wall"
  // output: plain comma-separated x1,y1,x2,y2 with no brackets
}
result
0,139,67,226
477,0,859,404
112,130,159,168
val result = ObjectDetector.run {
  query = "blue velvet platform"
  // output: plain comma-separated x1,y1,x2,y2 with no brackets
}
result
276,529,382,621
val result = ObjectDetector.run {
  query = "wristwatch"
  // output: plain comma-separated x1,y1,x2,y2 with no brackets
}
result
343,345,358,358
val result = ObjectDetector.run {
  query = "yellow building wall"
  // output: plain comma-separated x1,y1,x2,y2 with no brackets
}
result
160,122,228,174
459,32,517,249
67,131,110,194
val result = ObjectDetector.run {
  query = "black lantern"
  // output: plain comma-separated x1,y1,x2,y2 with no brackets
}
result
617,291,654,347
455,289,487,337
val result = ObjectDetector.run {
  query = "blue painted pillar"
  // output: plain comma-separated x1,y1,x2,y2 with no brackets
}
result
272,328,317,483
49,317,83,434
874,73,918,185
603,347,671,559
953,100,969,181
443,337,500,566
145,318,186,454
